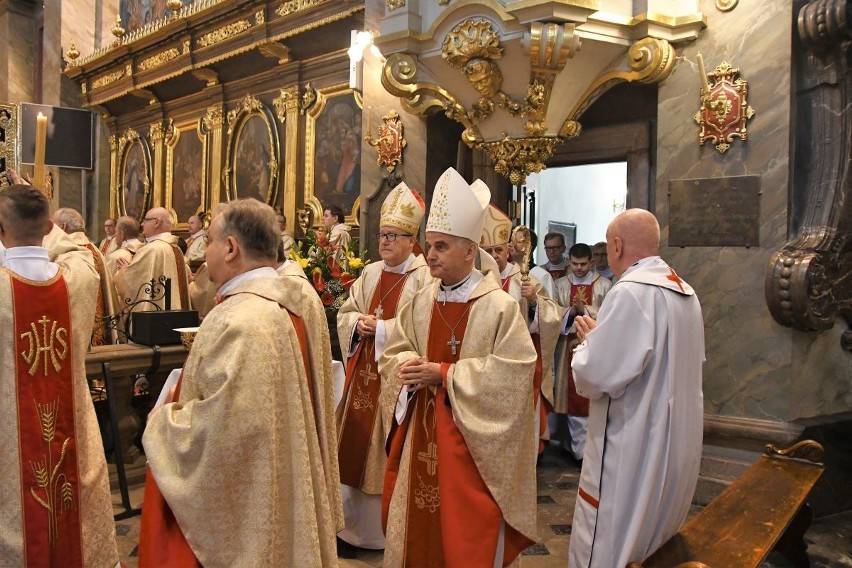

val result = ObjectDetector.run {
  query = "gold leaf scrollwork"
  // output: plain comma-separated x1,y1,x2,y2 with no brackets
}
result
197,19,252,49
202,106,224,132
92,69,125,90
386,0,405,11
273,87,300,122
137,47,181,72
477,136,560,186
300,84,318,114
276,0,329,17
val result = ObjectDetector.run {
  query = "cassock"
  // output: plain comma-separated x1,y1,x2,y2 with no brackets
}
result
379,271,538,568
141,272,339,567
67,231,118,346
183,230,207,263
105,238,143,276
335,253,431,548
0,225,119,567
276,261,345,534
113,232,190,312
569,257,704,568
498,262,561,448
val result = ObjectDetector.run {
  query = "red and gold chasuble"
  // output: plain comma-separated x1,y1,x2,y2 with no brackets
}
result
338,271,407,489
10,271,84,566
383,299,532,568
564,281,594,416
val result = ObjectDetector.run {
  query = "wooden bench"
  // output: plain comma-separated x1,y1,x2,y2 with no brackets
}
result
631,440,825,568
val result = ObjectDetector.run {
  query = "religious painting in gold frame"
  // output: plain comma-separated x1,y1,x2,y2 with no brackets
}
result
304,84,362,226
116,129,151,221
224,95,280,206
166,119,207,231
0,103,18,188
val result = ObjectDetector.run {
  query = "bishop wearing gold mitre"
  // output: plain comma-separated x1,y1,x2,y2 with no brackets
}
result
335,181,432,550
379,168,538,568
481,204,562,454
0,185,119,567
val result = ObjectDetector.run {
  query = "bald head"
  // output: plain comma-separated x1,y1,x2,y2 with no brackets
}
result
606,209,660,278
52,208,86,234
141,207,173,238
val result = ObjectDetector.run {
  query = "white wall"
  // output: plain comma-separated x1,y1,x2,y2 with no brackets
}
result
528,162,627,262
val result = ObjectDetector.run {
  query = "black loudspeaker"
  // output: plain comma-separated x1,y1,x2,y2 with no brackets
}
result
130,310,199,346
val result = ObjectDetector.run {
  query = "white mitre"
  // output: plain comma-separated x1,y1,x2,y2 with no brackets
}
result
480,204,512,247
381,181,425,235
425,167,491,243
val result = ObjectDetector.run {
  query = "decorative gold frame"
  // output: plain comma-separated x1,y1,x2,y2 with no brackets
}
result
115,128,152,221
166,119,208,231
0,103,18,188
223,94,280,206
304,83,362,227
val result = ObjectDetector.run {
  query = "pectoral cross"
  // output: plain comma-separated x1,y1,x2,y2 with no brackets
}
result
374,304,384,319
447,333,460,356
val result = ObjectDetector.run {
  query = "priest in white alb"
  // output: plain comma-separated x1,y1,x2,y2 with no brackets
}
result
335,182,432,550
379,168,538,568
568,209,704,567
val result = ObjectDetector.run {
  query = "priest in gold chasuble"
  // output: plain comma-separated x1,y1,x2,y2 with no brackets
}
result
481,205,562,453
140,200,338,567
0,186,119,567
335,182,432,549
379,169,538,568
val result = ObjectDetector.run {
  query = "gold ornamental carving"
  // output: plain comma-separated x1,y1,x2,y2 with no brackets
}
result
365,109,407,172
138,47,181,72
300,84,318,114
202,105,224,131
276,0,329,18
694,57,755,154
258,42,292,65
197,19,252,49
273,87,300,122
716,0,738,11
0,104,17,187
479,136,559,186
223,95,280,205
92,68,125,90
387,0,405,10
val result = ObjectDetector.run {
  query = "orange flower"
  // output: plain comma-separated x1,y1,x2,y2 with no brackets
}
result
320,292,336,306
312,267,326,292
327,256,341,278
315,231,329,247
340,272,355,290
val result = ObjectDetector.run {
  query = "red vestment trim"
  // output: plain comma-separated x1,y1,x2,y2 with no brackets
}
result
83,242,109,346
338,271,406,489
564,282,591,416
10,271,84,567
578,486,599,509
139,371,201,568
501,276,511,292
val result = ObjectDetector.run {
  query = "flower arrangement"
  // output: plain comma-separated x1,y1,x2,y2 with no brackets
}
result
291,229,369,310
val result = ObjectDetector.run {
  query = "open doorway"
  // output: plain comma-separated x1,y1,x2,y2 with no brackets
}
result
527,162,627,263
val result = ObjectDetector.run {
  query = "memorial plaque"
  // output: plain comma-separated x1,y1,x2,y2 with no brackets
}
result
669,175,761,247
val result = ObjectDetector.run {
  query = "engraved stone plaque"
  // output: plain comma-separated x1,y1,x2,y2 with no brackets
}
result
669,175,761,247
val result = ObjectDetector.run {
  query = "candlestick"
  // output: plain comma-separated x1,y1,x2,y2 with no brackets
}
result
34,113,47,191
697,53,711,98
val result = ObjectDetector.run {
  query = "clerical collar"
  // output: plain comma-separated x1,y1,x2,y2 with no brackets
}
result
499,262,515,279
437,270,482,304
570,271,597,285
218,266,278,298
2,246,59,281
384,253,415,274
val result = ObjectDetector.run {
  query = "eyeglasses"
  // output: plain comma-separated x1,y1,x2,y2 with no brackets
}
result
377,232,412,242
544,245,565,251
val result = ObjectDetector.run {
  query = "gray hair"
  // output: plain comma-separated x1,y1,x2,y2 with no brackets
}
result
116,216,140,239
53,207,86,233
216,199,279,262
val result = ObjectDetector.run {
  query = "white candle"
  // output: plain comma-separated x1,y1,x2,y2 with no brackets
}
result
34,113,47,191
697,53,711,96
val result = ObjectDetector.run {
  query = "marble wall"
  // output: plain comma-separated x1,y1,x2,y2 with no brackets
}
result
656,0,852,423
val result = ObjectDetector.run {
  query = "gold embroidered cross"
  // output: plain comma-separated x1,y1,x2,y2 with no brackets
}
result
359,363,378,387
417,441,438,476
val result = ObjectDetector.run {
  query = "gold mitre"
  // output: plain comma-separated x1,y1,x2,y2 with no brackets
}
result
426,167,491,243
480,204,512,247
380,181,425,235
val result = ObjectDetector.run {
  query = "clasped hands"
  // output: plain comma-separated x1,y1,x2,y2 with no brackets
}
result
357,314,377,336
398,356,441,392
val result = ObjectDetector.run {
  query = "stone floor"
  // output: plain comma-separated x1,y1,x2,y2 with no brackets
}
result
112,444,852,567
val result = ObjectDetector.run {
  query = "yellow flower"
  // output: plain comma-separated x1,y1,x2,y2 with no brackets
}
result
347,256,364,270
299,257,310,269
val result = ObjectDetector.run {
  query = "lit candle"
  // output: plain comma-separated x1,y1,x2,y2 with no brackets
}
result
34,113,47,191
697,53,711,97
